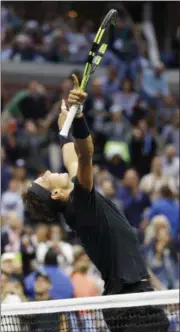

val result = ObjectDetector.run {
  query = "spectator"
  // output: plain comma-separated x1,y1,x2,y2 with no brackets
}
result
1,179,24,219
1,270,9,293
144,215,171,246
13,159,31,192
50,225,74,275
112,76,139,121
161,145,179,187
29,269,68,332
148,185,179,241
106,154,128,180
10,33,40,62
1,277,28,332
24,247,74,299
31,223,50,265
34,269,53,301
71,263,100,298
1,211,22,254
100,178,123,212
2,130,19,164
67,23,93,64
139,156,177,200
2,80,48,126
21,228,36,277
143,222,179,289
15,120,48,176
1,277,27,306
73,246,104,294
117,169,151,228
129,118,157,177
96,105,131,142
100,64,121,94
1,146,12,194
110,15,136,63
162,111,180,156
93,166,114,190
129,43,151,82
84,78,112,130
44,29,70,63
140,63,169,108
1,252,20,276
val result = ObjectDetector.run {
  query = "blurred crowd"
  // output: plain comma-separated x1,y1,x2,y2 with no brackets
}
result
1,5,180,315
1,5,179,69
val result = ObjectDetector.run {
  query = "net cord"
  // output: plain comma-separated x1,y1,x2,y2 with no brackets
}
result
1,290,179,316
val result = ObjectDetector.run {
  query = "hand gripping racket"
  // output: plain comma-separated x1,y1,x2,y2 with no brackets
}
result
60,9,117,137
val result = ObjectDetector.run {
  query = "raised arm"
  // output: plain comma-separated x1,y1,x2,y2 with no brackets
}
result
58,100,78,179
68,75,94,191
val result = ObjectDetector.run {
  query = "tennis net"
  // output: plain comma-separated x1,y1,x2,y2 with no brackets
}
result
1,289,179,332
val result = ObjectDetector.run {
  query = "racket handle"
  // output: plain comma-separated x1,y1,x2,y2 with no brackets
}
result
60,104,78,137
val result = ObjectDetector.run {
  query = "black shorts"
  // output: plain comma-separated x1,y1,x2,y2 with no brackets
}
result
103,281,169,332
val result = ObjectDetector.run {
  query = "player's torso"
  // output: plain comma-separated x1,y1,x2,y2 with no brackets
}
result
65,187,148,290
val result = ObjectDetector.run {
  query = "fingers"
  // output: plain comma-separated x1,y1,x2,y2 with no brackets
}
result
72,74,80,90
68,90,87,105
68,98,81,105
69,73,88,105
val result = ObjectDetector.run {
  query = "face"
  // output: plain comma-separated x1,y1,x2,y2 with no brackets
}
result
1,259,15,275
101,180,115,197
35,225,49,242
156,228,170,243
124,170,139,188
51,225,62,242
122,78,132,92
34,170,74,201
14,167,26,181
152,157,162,174
74,254,90,270
166,146,176,159
155,220,169,234
92,80,102,95
108,66,117,80
8,179,19,192
34,276,51,294
25,120,37,133
111,111,122,122
138,119,147,133
7,212,22,232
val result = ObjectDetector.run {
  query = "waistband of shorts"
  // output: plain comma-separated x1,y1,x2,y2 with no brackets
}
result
104,278,153,295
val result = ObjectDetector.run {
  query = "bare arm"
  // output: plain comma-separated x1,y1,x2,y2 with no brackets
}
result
68,75,94,191
147,267,166,290
58,100,78,179
62,143,78,179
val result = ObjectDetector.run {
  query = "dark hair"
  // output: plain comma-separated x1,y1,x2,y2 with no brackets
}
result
121,76,134,92
44,248,58,266
160,185,174,200
22,190,61,224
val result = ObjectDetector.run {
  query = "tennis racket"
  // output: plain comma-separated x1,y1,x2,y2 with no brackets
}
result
60,9,117,137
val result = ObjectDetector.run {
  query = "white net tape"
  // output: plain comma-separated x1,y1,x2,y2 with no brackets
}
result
2,289,179,315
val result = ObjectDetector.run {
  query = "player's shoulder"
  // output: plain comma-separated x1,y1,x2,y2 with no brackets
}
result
72,176,96,197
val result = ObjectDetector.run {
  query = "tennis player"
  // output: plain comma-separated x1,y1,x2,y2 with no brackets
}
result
23,74,169,332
